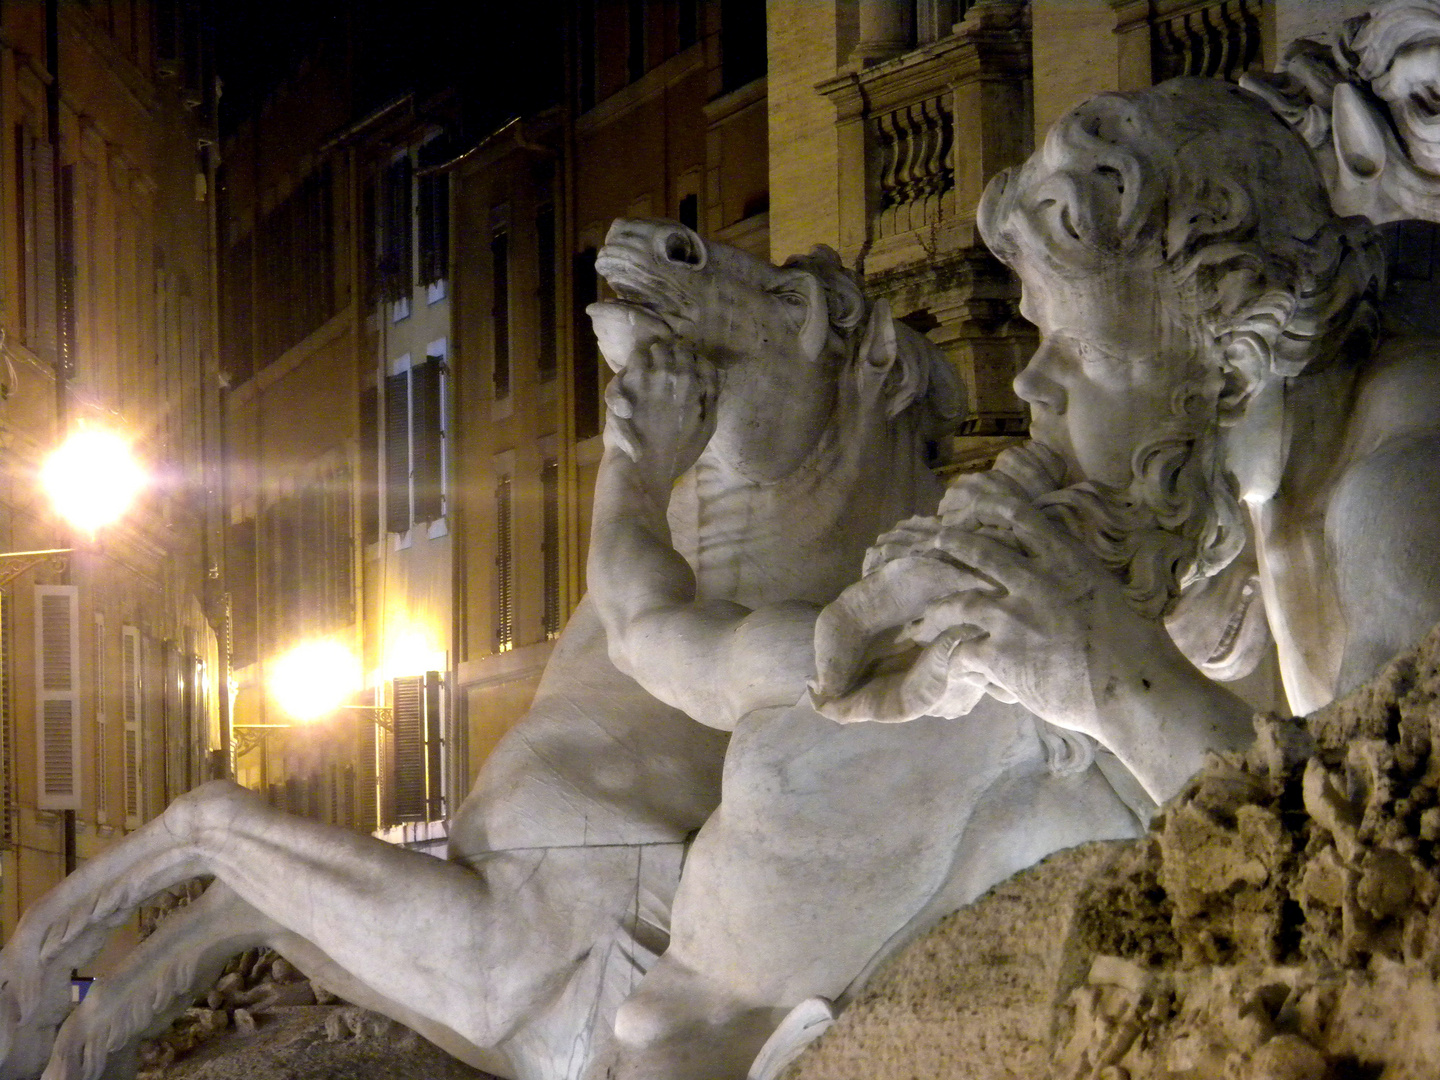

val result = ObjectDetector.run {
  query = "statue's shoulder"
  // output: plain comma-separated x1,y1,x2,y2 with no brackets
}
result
1346,332,1440,460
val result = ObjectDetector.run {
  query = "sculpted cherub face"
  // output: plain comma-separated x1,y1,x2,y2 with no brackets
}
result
1014,264,1211,490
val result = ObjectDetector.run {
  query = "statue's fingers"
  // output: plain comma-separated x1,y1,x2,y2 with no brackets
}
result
602,417,642,462
962,494,1088,574
929,529,1049,598
938,469,1031,522
604,377,634,419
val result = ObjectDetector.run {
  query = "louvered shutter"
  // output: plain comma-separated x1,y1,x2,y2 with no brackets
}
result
35,586,80,810
358,715,378,832
411,357,443,524
31,140,57,364
121,624,143,827
424,669,443,820
359,387,380,545
94,612,108,823
384,371,410,534
541,458,561,639
391,675,425,822
495,477,514,651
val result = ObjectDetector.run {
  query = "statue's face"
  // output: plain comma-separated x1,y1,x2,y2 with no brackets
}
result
1013,263,1204,489
1380,44,1440,175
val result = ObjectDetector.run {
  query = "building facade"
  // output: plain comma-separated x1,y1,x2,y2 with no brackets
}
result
0,1,223,942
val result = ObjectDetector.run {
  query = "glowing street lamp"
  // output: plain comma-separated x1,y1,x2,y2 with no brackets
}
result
40,426,147,537
0,427,148,589
267,638,363,724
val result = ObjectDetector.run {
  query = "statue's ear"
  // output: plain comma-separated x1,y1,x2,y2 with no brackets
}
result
858,299,965,421
798,273,832,364
1331,81,1387,187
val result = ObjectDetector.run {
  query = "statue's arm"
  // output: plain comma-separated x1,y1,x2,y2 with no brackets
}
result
587,348,819,730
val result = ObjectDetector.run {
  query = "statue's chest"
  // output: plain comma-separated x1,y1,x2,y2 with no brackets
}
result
672,469,870,608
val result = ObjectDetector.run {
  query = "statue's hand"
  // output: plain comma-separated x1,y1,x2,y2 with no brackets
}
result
603,340,719,485
921,485,1176,746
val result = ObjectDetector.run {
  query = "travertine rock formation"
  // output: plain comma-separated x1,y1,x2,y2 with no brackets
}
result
787,624,1440,1079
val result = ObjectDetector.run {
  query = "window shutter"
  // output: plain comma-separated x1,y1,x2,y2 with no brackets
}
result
94,612,108,823
31,140,58,365
536,204,557,381
0,593,14,849
495,477,514,652
411,357,443,524
572,248,601,440
359,386,380,545
424,670,443,820
491,229,511,398
121,624,143,827
358,716,378,833
57,163,76,378
391,675,426,822
541,458,561,639
35,586,80,811
384,371,411,534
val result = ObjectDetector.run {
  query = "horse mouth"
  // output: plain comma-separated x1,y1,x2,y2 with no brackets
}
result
595,249,687,321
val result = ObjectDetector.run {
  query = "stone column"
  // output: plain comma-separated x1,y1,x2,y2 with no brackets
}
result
849,0,913,65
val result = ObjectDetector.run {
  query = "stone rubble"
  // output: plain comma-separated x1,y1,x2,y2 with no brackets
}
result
788,623,1440,1079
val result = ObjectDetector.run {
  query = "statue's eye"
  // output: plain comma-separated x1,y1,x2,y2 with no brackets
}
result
775,290,808,309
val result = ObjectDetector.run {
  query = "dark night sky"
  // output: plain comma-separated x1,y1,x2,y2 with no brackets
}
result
214,0,565,140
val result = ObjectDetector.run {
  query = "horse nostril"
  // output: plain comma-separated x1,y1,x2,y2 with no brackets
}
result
661,228,706,268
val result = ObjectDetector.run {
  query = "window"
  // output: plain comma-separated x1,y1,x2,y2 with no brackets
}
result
36,586,81,812
572,248,601,439
491,227,511,398
495,476,515,652
679,0,699,48
384,349,447,535
541,458,561,639
578,0,597,111
254,164,337,366
417,139,450,288
678,193,699,231
378,154,413,304
227,520,258,668
259,463,354,648
94,612,108,824
57,163,76,378
628,0,647,82
536,204,557,381
15,125,58,363
720,0,766,91
359,386,381,546
0,593,13,849
390,670,444,823
120,622,142,827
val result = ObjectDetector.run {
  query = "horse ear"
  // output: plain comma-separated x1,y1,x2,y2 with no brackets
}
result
858,300,966,422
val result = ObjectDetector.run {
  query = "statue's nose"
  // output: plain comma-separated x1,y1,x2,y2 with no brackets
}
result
653,222,707,270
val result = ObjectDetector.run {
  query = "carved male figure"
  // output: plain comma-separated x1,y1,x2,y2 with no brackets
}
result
587,76,1440,1078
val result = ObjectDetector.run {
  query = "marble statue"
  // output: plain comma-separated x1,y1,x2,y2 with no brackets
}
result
8,64,1440,1080
589,75,1440,1078
1241,0,1440,224
0,221,966,1080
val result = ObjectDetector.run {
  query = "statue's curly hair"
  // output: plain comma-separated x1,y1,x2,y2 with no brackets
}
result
978,78,1386,382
